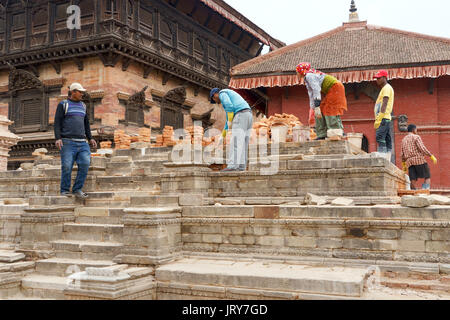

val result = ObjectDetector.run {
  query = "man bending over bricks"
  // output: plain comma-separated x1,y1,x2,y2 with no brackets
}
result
54,83,97,198
210,88,253,172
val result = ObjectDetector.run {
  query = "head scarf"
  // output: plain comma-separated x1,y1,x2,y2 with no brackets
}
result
296,62,323,76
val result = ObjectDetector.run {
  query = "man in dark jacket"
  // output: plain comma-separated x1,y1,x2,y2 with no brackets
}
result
54,83,97,198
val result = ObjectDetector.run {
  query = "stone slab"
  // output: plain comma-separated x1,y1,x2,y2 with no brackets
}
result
0,250,25,263
156,258,369,297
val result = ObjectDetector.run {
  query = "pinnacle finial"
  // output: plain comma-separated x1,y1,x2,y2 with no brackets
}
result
350,0,357,13
348,0,360,22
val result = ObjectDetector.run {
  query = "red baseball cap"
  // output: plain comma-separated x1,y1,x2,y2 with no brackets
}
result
374,70,388,79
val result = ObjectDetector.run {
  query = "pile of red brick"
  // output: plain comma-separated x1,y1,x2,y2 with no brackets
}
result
114,130,131,149
138,128,151,143
100,141,112,149
152,126,176,148
250,113,318,142
186,126,204,146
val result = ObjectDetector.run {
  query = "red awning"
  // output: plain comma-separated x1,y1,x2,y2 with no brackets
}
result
230,65,450,89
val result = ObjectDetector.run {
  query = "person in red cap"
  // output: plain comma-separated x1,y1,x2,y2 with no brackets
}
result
373,70,394,160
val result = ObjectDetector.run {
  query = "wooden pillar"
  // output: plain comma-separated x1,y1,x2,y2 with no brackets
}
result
94,0,101,34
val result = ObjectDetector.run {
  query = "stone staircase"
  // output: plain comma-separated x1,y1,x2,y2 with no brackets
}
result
0,140,448,300
17,192,183,299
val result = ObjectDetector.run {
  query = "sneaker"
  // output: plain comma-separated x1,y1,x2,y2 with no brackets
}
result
73,190,89,199
61,191,72,197
421,183,430,190
315,137,326,141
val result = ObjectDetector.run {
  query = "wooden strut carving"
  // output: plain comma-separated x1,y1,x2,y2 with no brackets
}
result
162,86,186,105
128,86,148,109
7,62,43,91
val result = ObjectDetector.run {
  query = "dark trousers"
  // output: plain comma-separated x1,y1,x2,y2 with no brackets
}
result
376,119,392,153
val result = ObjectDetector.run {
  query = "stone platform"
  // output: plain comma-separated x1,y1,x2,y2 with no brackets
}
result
0,140,448,300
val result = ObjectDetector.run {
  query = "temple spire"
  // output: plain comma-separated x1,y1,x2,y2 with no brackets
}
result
349,0,360,23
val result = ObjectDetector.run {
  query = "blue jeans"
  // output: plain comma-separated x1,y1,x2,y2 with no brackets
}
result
60,139,91,193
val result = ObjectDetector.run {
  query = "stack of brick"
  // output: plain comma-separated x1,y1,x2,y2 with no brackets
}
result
153,135,164,148
138,128,151,143
100,141,112,149
186,126,204,146
163,126,177,147
114,130,131,149
252,113,304,143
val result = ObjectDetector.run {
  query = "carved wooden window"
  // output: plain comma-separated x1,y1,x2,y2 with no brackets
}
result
160,20,173,45
55,2,70,33
209,44,217,66
178,28,189,53
12,13,25,31
139,6,153,35
194,38,203,60
126,0,134,25
125,105,144,126
56,3,69,22
31,7,48,47
104,0,120,20
161,105,183,130
11,89,46,133
32,7,48,29
0,16,5,51
80,0,95,24
221,51,229,71
0,15,5,33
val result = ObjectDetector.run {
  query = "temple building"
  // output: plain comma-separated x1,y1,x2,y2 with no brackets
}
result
0,0,284,169
230,2,450,190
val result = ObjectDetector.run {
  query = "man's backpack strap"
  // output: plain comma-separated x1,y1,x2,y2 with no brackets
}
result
63,100,69,115
63,100,86,115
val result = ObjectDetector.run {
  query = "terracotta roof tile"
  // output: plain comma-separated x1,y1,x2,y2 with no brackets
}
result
231,22,450,77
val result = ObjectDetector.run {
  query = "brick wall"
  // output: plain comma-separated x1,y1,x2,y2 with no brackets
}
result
0,57,227,135
267,76,450,189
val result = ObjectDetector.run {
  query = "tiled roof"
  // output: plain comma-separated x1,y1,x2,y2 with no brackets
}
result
231,21,450,77
201,0,285,49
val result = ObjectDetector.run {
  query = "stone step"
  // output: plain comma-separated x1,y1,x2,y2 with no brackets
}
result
63,223,123,242
51,240,123,261
280,205,450,220
75,208,125,224
130,195,179,207
156,258,369,298
181,205,450,220
380,277,450,294
105,161,133,176
210,196,400,206
21,274,68,299
0,250,25,263
35,258,116,277
0,204,28,214
96,176,161,192
28,196,77,207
